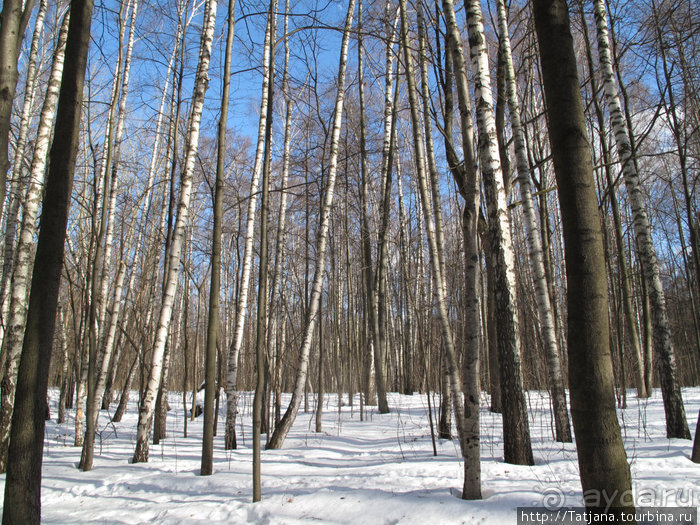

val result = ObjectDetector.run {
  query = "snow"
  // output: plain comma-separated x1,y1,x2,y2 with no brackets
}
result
1,388,698,524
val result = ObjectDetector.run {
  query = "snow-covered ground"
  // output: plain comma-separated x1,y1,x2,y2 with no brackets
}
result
1,388,698,524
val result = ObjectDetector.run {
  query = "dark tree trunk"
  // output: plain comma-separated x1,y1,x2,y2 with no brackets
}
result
112,355,138,423
2,0,93,521
201,0,235,476
533,0,634,515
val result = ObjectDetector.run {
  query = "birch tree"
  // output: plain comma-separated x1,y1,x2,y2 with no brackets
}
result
266,0,355,450
403,0,480,499
0,11,70,473
132,0,217,463
594,0,690,439
253,0,277,500
357,0,389,414
103,13,181,411
81,0,139,471
267,0,293,431
496,0,571,442
0,0,36,221
224,0,273,450
463,0,533,465
372,1,400,404
440,0,483,461
0,0,47,347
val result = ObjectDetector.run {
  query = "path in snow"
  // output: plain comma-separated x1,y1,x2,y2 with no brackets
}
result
1,388,698,523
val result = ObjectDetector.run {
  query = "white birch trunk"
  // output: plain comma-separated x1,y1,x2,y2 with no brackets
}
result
132,0,217,463
266,0,355,449
375,1,399,407
80,0,139,471
358,0,391,414
92,220,135,413
223,3,271,449
440,1,484,493
0,11,69,473
89,0,130,317
0,0,47,349
401,0,478,497
97,0,138,333
267,0,293,434
594,0,689,439
463,0,533,465
101,20,177,411
92,0,139,405
496,0,571,443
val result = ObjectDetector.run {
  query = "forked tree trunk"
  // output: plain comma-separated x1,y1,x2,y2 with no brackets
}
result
132,0,217,463
496,0,571,442
441,0,484,459
81,0,139,471
2,0,93,520
266,0,355,450
374,10,400,400
594,0,689,439
533,0,634,515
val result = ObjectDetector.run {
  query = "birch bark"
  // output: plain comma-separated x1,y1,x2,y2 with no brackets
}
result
253,0,276,500
224,0,272,450
81,0,139,471
132,0,217,463
0,11,69,473
463,0,533,465
0,0,47,348
441,1,484,464
268,0,292,432
266,0,355,450
405,0,480,499
496,0,571,442
358,0,392,414
0,0,37,220
594,0,689,438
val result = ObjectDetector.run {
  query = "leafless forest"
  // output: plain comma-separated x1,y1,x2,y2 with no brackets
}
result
0,0,698,521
